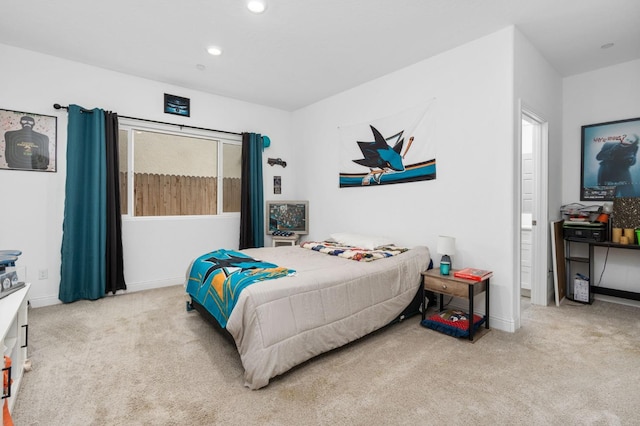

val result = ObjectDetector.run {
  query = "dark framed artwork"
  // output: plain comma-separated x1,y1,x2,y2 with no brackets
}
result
273,176,281,194
580,117,640,201
164,93,190,117
0,108,57,172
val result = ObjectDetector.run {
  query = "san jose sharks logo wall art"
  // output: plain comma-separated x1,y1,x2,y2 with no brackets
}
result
338,101,436,187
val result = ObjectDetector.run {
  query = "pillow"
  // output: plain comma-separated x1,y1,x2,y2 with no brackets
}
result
329,232,393,250
420,309,485,338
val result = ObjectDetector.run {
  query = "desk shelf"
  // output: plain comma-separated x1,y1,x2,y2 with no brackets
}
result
564,238,640,303
566,255,589,263
564,239,593,303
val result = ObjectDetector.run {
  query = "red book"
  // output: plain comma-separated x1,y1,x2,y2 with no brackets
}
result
453,267,492,281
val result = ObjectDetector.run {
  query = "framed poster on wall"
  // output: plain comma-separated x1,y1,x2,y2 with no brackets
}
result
580,117,640,201
164,93,190,117
0,108,57,172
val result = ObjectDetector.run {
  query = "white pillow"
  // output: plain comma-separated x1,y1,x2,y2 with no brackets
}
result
329,232,393,250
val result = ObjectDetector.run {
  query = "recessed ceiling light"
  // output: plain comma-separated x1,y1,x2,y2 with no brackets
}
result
207,46,222,56
601,42,614,49
247,0,266,13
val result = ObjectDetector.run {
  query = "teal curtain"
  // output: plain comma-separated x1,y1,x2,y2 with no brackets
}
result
239,133,264,249
59,105,107,302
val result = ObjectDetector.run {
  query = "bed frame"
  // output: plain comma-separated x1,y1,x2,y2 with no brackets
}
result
186,258,433,348
186,245,432,388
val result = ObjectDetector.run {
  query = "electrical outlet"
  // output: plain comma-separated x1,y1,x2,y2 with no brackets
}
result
38,269,48,280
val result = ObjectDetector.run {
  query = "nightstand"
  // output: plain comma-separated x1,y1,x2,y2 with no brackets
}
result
272,235,299,247
421,268,490,341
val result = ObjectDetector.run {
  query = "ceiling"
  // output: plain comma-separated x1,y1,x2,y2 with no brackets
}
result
1,0,639,111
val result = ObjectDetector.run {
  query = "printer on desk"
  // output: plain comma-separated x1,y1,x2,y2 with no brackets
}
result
562,221,607,242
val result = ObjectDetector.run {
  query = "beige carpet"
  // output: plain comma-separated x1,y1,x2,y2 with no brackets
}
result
11,285,640,425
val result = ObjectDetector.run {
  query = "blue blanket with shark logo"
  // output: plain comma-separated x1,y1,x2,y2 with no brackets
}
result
186,249,295,328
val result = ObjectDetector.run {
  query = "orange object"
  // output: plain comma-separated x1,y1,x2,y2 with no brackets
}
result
596,213,609,223
453,267,492,281
3,355,14,426
612,228,622,243
624,228,635,243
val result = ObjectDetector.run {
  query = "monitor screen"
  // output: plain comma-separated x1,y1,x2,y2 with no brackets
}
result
266,200,309,235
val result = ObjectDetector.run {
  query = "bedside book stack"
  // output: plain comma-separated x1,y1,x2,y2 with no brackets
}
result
453,267,492,281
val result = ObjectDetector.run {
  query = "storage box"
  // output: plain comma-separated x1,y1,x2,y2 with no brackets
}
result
0,266,26,299
573,277,590,303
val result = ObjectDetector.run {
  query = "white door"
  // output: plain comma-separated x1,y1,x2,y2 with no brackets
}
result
520,121,534,295
520,109,549,306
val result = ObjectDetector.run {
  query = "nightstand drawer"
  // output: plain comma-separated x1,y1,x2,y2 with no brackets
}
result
423,276,469,297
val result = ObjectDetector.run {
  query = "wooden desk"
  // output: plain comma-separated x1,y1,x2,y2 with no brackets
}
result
565,238,640,302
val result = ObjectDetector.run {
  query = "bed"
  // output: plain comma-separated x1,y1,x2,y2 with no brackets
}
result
185,240,431,389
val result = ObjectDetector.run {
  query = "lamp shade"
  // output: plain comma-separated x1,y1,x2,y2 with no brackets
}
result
437,235,456,255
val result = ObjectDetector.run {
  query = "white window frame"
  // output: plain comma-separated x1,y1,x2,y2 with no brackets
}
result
118,118,242,219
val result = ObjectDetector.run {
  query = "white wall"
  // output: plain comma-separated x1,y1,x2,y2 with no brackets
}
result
562,59,640,300
0,43,294,307
7,30,632,323
514,29,564,309
292,28,518,332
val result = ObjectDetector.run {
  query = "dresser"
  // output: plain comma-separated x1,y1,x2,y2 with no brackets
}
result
1,283,30,416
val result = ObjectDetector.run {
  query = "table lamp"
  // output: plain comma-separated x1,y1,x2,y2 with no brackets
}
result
437,235,456,275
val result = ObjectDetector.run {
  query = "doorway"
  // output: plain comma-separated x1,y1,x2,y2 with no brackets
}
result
520,117,534,299
520,108,549,307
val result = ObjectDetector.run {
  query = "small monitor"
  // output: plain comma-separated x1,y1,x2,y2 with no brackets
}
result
266,200,309,235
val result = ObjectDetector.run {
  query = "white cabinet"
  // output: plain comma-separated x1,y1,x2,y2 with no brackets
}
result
1,283,30,418
272,235,299,247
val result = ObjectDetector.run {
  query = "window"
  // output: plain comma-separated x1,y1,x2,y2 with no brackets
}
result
118,122,241,216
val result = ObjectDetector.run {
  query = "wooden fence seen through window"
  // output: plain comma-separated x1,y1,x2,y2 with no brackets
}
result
119,172,240,216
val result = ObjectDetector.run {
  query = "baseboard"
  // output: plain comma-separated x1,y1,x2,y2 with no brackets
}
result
28,277,185,308
122,277,184,294
594,294,640,308
29,295,62,308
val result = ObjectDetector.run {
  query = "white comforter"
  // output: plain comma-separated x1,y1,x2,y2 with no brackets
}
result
225,245,431,389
